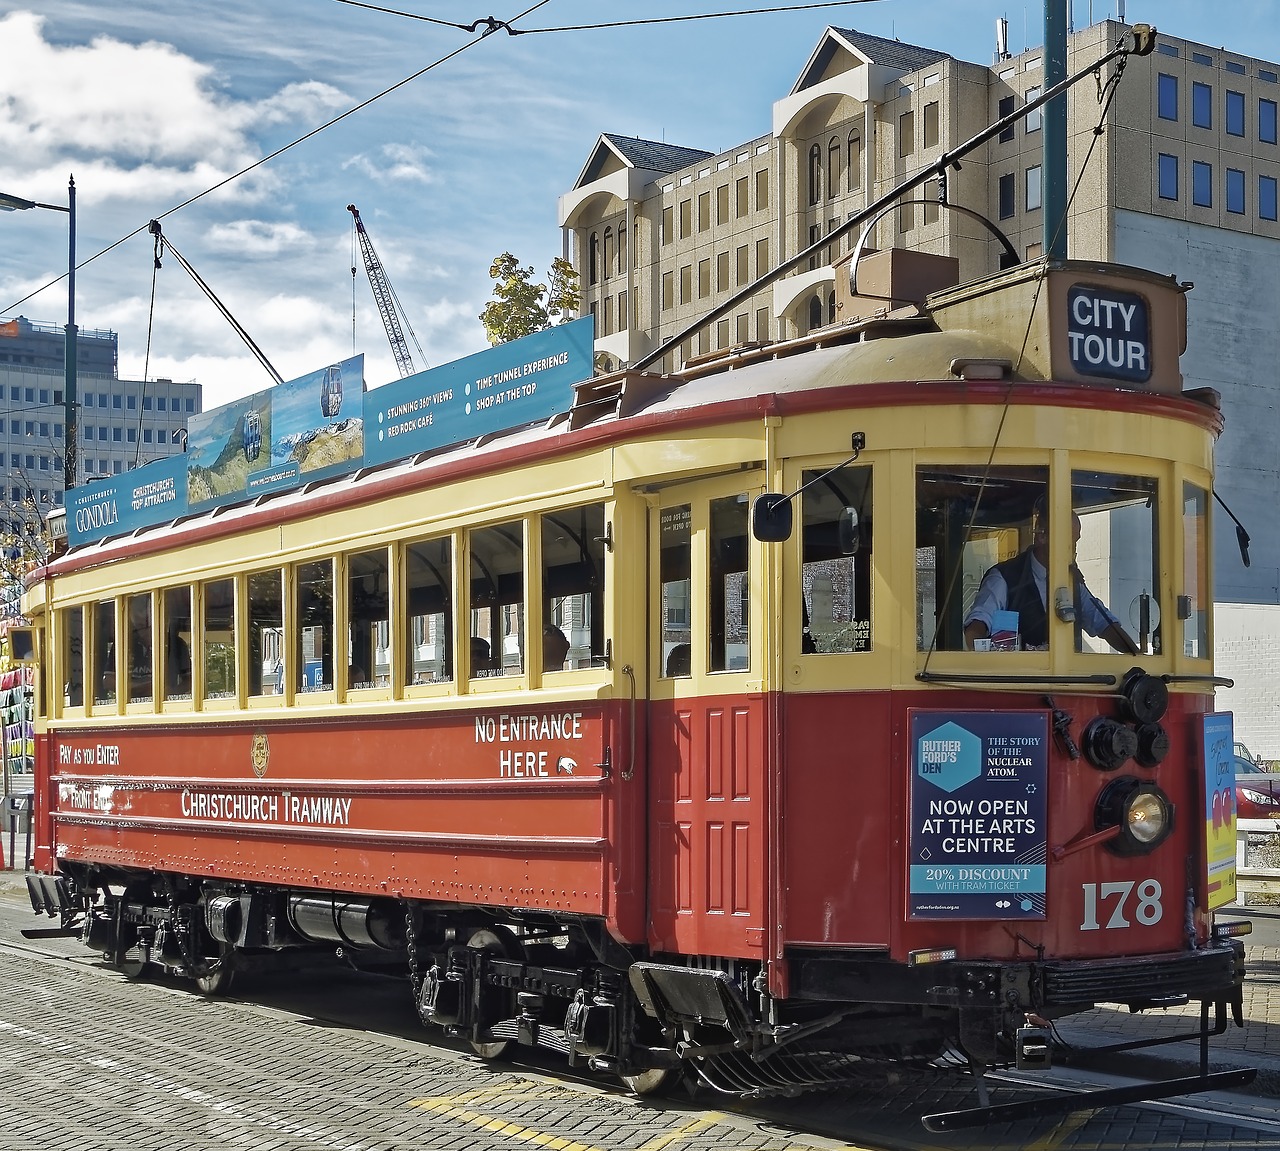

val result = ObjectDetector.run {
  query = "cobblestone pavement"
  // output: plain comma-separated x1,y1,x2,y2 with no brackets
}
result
4,872,1280,1151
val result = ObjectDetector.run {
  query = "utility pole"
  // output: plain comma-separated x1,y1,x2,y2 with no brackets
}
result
1044,0,1068,259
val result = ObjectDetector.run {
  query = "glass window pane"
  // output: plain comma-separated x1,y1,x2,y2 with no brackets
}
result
542,504,606,673
1072,472,1158,655
348,549,389,689
470,521,524,678
162,587,193,701
802,466,872,653
1193,160,1212,207
126,593,153,704
203,579,236,700
1227,90,1245,136
915,466,1048,652
1193,81,1212,128
660,505,691,677
93,600,116,707
1157,73,1178,120
248,570,284,696
405,537,453,685
1181,483,1210,659
1158,153,1179,200
297,560,333,692
62,606,84,708
709,494,750,672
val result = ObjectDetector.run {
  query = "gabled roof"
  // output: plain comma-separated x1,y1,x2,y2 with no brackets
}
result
792,26,951,94
574,134,714,189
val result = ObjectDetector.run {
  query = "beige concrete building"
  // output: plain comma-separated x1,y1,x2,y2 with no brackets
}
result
558,20,1280,753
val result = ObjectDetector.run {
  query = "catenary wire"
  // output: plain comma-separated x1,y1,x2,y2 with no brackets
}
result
1,0,554,318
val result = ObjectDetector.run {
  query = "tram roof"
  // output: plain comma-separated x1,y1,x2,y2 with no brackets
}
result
44,258,1211,576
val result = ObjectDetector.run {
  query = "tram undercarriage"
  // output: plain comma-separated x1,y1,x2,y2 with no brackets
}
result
26,864,1254,1124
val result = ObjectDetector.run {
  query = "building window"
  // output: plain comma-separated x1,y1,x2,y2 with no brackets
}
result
616,224,626,275
127,428,136,443
808,224,821,270
112,427,122,442
899,110,914,157
1226,60,1246,75
736,176,749,217
1192,81,1212,128
716,318,730,349
1158,153,1179,200
736,312,749,344
112,394,122,409
617,291,627,332
1157,73,1178,121
602,295,613,336
143,396,152,411
847,130,861,191
899,200,914,233
1262,98,1278,144
1226,90,1245,137
661,206,673,245
1025,166,1042,211
808,295,823,332
756,168,768,214
1227,168,1246,214
755,237,769,275
717,183,729,224
1025,86,1041,132
998,94,1016,141
697,258,710,298
998,172,1016,219
1261,175,1278,221
808,144,822,205
1192,51,1213,67
923,101,939,148
755,307,769,342
144,429,153,444
1192,160,1212,206
827,137,841,199
736,244,749,284
662,272,674,310
923,178,940,225
97,427,106,441
602,228,613,280
679,265,692,305
697,191,710,232
716,250,729,292
679,199,691,239
1157,43,1179,58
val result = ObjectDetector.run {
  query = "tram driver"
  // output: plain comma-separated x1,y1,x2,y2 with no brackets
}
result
963,501,1139,655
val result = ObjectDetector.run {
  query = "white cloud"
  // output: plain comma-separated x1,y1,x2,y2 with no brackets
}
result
342,142,436,186
204,219,313,256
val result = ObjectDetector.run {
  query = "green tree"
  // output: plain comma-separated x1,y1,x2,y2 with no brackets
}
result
479,252,580,346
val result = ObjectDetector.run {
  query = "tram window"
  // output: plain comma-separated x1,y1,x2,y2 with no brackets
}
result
405,537,453,685
296,560,333,692
1073,472,1159,656
93,599,117,707
125,593,153,704
541,503,606,672
162,586,193,701
660,504,692,677
203,578,236,701
248,570,284,697
915,466,1048,651
710,494,750,673
348,548,389,689
470,521,524,677
1181,483,1210,660
801,465,872,653
61,605,83,708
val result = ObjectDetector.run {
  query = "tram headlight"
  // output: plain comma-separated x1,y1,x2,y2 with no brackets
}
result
1094,777,1174,855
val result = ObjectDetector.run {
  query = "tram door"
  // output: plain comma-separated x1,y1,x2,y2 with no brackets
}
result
647,478,769,961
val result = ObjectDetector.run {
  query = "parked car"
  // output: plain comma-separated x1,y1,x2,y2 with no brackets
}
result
1235,756,1280,820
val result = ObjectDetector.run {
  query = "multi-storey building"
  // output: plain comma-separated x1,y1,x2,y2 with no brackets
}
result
1,316,200,525
559,20,1280,753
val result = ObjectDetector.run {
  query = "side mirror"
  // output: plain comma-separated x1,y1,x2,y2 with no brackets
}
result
838,507,859,555
751,494,793,542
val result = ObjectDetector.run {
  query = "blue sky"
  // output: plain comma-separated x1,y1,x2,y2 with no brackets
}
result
2,1,1278,410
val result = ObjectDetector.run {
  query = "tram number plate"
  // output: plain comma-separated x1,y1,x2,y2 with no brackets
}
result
1080,880,1163,930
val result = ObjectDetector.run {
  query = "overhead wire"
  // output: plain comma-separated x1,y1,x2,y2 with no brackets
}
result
2,0,555,318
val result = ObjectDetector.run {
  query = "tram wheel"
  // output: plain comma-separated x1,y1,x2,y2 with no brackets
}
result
619,1067,677,1096
115,943,151,981
192,946,237,997
466,926,518,1059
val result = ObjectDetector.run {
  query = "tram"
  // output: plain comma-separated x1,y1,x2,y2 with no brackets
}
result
19,26,1255,1128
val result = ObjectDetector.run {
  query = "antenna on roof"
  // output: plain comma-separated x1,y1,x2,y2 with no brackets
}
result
996,18,1010,60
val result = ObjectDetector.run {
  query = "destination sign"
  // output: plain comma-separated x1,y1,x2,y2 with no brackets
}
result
1066,284,1151,383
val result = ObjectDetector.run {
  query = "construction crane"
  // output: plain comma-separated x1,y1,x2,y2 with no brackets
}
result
347,204,426,378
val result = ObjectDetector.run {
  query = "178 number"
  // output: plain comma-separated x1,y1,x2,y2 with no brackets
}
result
1080,879,1163,930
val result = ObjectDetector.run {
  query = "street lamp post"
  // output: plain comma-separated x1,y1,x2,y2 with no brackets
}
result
0,174,78,497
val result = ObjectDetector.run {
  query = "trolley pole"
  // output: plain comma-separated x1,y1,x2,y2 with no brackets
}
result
1043,0,1068,259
